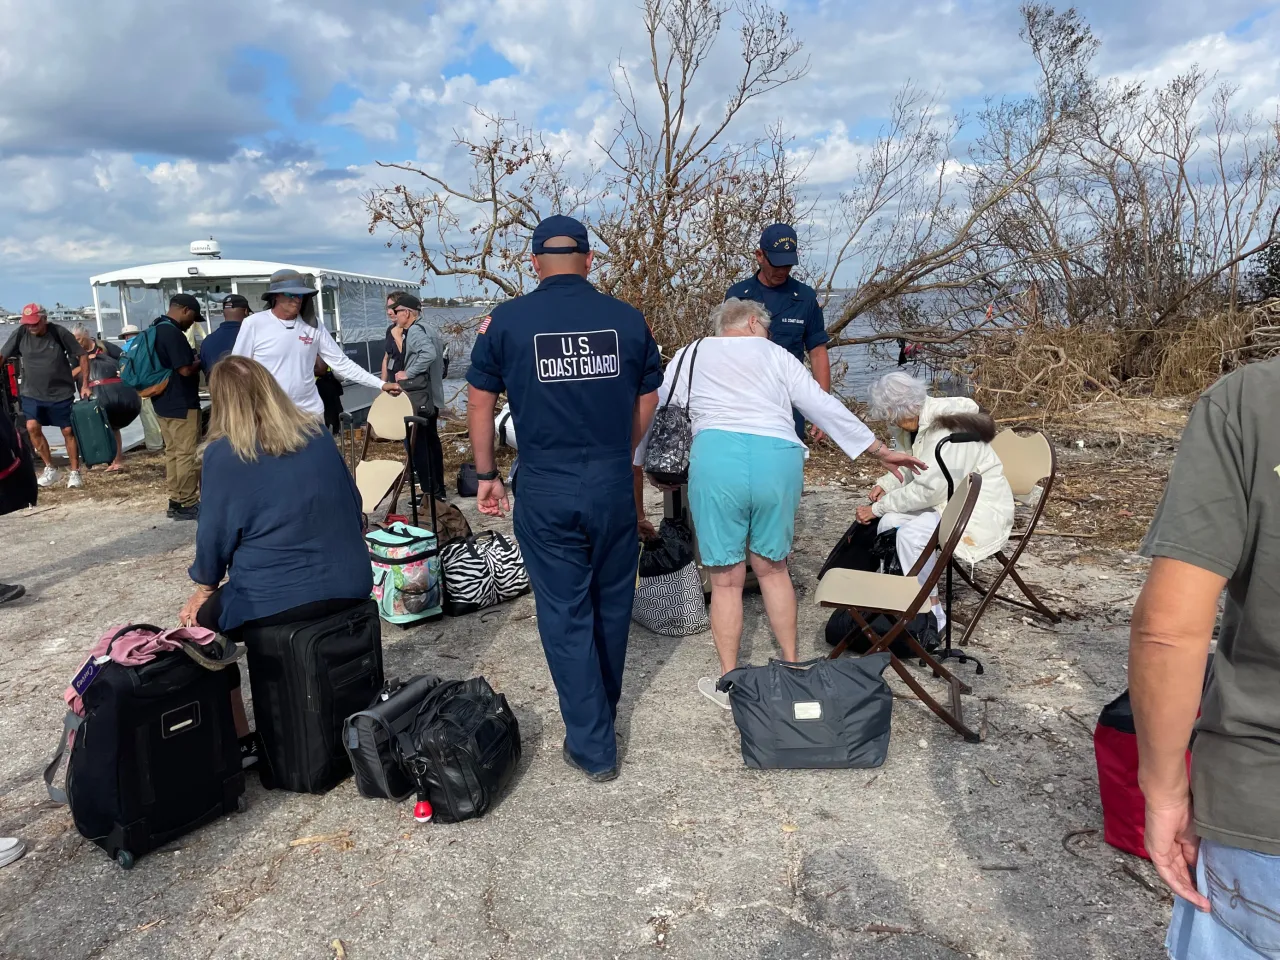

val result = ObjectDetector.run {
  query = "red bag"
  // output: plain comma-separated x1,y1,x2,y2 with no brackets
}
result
1093,690,1193,860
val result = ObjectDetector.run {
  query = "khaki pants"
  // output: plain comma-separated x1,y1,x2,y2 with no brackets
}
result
139,397,165,451
158,410,201,507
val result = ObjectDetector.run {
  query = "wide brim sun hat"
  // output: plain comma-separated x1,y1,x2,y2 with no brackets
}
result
261,269,318,300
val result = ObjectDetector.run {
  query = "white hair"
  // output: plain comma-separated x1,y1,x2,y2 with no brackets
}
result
711,297,772,335
868,371,929,423
71,322,95,341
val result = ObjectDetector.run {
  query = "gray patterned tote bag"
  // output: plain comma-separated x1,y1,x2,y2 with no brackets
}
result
642,339,703,485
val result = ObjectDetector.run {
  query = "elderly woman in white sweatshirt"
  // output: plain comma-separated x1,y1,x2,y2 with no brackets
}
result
858,371,1015,633
638,298,924,709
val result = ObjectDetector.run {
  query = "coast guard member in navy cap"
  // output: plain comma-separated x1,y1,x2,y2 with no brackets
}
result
725,223,831,440
466,214,663,782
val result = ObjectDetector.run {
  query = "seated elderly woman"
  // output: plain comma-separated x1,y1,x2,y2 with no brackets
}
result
178,355,372,635
639,298,923,710
857,371,1015,634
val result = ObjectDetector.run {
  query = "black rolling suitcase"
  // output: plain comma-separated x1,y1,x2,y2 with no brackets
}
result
44,628,245,869
244,599,384,793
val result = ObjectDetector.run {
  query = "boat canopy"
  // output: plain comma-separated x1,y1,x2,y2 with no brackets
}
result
88,258,411,343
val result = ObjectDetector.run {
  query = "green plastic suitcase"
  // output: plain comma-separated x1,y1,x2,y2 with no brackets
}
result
71,398,117,467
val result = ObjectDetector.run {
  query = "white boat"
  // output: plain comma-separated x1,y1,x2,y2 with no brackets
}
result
88,241,410,372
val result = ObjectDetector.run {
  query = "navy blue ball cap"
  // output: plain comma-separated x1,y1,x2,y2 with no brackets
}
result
532,214,590,255
759,223,799,266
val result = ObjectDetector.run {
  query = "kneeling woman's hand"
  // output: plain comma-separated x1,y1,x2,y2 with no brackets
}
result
855,505,877,525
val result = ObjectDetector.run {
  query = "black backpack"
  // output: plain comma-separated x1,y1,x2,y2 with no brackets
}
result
824,610,939,659
819,521,902,579
401,677,521,823
44,627,245,869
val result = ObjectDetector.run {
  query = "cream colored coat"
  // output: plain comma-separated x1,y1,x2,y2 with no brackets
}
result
871,396,1015,564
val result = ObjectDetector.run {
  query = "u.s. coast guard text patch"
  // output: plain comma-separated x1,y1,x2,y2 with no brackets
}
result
533,330,620,382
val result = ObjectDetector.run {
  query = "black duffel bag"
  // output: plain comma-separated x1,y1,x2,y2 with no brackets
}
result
400,677,520,822
344,675,444,801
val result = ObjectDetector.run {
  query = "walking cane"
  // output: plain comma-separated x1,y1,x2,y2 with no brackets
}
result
934,434,984,675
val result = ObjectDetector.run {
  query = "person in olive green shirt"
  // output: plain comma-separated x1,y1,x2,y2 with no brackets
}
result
1130,356,1280,959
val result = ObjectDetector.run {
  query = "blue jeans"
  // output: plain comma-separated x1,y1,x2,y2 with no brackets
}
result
1166,839,1280,959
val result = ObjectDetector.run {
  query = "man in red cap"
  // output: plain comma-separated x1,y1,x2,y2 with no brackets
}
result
0,304,90,489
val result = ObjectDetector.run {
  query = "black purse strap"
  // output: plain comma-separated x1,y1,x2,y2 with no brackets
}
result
682,339,703,407
660,339,703,412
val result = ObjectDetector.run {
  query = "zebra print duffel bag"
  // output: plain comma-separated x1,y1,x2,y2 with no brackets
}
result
439,531,530,616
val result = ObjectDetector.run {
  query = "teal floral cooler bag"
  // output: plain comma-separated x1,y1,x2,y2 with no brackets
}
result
366,522,443,625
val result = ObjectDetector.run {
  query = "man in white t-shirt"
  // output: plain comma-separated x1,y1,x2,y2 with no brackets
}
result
232,270,399,417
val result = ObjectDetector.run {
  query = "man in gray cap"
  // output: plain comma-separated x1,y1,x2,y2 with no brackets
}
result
232,269,399,418
388,291,447,500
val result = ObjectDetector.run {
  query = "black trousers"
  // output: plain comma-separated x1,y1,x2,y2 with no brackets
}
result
406,411,446,499
197,589,367,637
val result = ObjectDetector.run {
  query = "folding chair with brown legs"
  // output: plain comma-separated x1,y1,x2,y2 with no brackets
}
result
816,473,984,742
357,391,414,515
953,429,1061,648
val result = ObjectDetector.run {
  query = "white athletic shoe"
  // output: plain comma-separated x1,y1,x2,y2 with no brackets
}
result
0,837,26,868
697,677,732,711
37,466,59,487
66,471,83,489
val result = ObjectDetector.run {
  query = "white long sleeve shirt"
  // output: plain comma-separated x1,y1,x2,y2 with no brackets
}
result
633,335,875,464
231,309,383,417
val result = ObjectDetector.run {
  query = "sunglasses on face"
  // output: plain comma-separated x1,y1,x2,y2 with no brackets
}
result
279,293,303,301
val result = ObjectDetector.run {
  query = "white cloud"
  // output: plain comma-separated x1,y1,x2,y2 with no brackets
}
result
0,0,1276,305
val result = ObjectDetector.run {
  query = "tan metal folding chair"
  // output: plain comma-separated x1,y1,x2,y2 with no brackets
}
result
816,473,984,742
356,460,406,514
952,429,1061,647
357,391,414,514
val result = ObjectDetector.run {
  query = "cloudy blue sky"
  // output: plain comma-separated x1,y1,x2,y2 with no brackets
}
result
0,0,1276,310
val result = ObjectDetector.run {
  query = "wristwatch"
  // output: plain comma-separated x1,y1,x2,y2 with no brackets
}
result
475,468,501,482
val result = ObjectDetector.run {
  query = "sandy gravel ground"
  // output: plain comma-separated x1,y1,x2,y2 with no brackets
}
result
0,405,1187,960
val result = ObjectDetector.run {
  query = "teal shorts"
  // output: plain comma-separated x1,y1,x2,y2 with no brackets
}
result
687,429,806,567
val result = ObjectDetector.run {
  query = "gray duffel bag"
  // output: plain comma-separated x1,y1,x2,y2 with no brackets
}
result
717,653,893,769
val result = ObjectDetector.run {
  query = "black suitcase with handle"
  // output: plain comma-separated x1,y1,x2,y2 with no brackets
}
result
44,627,245,869
243,599,383,793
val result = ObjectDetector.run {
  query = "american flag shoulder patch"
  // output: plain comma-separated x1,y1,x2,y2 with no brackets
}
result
477,316,492,335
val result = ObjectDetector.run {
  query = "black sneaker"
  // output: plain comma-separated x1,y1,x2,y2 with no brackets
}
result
166,499,180,518
0,584,25,606
171,503,200,522
562,741,618,783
